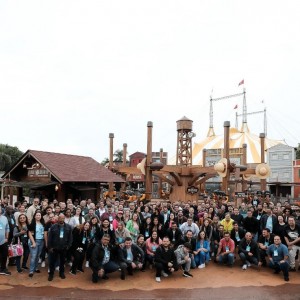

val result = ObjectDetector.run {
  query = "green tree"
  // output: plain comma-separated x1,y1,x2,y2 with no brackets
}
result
296,143,300,159
101,157,109,166
0,144,23,171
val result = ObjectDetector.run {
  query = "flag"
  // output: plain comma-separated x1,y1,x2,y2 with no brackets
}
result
238,79,244,86
234,104,238,109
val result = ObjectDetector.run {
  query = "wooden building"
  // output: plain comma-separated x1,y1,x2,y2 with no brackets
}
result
1,150,124,204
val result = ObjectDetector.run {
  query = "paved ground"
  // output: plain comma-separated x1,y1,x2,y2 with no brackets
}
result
0,263,299,299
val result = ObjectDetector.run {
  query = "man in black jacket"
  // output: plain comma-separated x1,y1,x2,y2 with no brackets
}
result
118,237,144,276
90,234,125,283
230,222,245,248
242,210,259,241
238,232,261,270
166,223,182,249
154,236,178,282
48,214,73,281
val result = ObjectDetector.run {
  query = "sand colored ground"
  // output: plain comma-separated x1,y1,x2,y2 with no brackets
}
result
0,263,299,299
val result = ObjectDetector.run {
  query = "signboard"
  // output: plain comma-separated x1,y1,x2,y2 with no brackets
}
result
28,168,49,178
235,192,246,198
187,186,199,195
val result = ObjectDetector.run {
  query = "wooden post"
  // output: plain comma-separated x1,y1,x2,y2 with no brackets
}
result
222,121,230,192
121,143,127,191
9,186,14,205
260,133,267,192
109,133,114,197
158,148,163,198
242,143,247,191
145,122,153,200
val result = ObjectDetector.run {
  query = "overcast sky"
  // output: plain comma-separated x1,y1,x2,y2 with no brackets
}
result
1,0,299,163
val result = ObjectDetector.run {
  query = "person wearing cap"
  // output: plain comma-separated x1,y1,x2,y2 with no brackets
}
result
174,242,193,278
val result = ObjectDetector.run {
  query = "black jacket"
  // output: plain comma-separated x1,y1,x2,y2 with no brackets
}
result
71,227,90,251
230,227,246,244
118,244,145,263
154,245,178,269
90,242,117,270
48,223,73,250
166,228,183,248
243,217,259,234
238,238,260,261
260,214,278,232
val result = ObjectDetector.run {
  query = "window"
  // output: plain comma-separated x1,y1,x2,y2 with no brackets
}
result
271,153,278,160
283,154,289,159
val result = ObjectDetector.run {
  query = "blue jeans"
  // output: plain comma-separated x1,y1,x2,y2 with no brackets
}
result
269,260,289,278
239,252,258,265
195,251,210,266
217,253,235,266
29,239,44,274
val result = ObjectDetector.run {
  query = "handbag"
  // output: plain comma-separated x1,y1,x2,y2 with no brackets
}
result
8,238,24,258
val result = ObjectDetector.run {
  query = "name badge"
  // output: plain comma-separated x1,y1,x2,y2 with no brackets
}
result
24,234,27,238
82,237,86,244
109,216,113,222
264,242,269,247
246,245,251,252
225,246,229,252
257,215,261,221
152,246,157,252
274,250,278,257
145,230,149,238
253,200,257,206
11,219,15,225
60,229,64,238
118,237,124,243
82,211,85,216
0,223,3,230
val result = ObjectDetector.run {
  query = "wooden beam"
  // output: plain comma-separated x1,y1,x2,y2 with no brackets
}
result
194,174,216,186
188,166,216,174
170,172,183,186
117,166,141,174
152,173,175,186
188,173,207,186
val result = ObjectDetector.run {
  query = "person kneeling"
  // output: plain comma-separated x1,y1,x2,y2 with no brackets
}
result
90,234,126,283
118,237,144,277
174,242,193,277
154,236,179,282
238,232,261,270
216,232,235,267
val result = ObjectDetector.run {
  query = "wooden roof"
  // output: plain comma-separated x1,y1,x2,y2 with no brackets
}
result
2,150,125,183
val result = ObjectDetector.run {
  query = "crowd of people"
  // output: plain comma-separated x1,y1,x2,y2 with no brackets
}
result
0,194,299,284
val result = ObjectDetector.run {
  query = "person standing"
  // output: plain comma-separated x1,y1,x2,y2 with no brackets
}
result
0,208,10,275
26,198,40,224
69,222,90,275
28,211,45,277
47,213,73,281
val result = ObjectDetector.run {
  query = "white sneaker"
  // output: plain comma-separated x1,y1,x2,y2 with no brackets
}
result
38,258,42,264
161,271,169,277
242,264,247,270
155,277,161,282
247,262,251,267
55,266,59,271
85,261,89,268
198,264,205,269
68,262,73,267
41,261,46,268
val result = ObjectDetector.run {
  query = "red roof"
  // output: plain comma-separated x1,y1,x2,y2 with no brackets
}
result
28,150,125,183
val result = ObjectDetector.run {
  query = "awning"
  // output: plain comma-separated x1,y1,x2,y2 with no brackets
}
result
2,181,57,189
